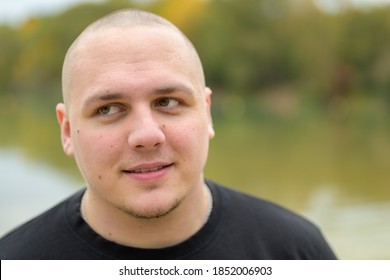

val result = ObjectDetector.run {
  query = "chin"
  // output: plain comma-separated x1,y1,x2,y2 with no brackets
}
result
132,204,180,219
119,195,183,220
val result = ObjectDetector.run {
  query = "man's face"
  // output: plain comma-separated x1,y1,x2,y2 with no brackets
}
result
57,26,214,219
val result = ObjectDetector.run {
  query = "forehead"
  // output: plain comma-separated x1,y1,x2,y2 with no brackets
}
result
65,26,200,94
64,26,202,107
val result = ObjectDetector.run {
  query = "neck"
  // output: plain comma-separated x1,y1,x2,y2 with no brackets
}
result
81,182,212,249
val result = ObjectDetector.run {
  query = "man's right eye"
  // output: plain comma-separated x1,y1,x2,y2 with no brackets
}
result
97,105,123,116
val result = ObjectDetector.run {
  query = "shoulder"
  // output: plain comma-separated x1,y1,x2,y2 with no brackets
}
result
210,180,311,226
207,180,337,259
0,190,84,259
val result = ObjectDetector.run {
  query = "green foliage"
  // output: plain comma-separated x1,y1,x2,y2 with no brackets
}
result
0,0,390,116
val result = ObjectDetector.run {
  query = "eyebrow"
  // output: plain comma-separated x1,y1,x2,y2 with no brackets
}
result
152,84,195,95
82,92,124,110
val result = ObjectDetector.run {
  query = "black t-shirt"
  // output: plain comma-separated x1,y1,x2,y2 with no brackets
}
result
0,181,337,259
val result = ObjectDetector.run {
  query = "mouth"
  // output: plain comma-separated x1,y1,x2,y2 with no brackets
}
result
122,163,173,181
124,163,173,174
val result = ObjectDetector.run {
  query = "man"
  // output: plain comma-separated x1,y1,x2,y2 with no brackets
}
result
0,9,336,259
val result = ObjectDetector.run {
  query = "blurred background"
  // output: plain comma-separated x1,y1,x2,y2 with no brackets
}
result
1,0,390,259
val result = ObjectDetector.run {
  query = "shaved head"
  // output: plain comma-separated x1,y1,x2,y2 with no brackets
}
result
62,9,205,107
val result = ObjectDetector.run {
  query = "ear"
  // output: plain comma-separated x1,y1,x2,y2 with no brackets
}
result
56,103,74,157
204,87,215,140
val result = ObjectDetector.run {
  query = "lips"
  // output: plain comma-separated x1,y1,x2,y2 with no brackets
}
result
123,163,173,174
127,165,167,174
123,163,173,181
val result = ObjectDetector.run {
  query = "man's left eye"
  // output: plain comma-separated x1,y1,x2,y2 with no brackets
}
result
156,98,180,108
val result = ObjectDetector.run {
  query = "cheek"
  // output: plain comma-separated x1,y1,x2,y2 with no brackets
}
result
72,129,120,171
166,119,210,159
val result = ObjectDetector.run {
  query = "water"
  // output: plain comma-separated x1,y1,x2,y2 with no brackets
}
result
0,147,389,259
304,186,390,259
0,148,83,236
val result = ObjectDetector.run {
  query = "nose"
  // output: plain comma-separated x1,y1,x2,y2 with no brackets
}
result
127,110,165,150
